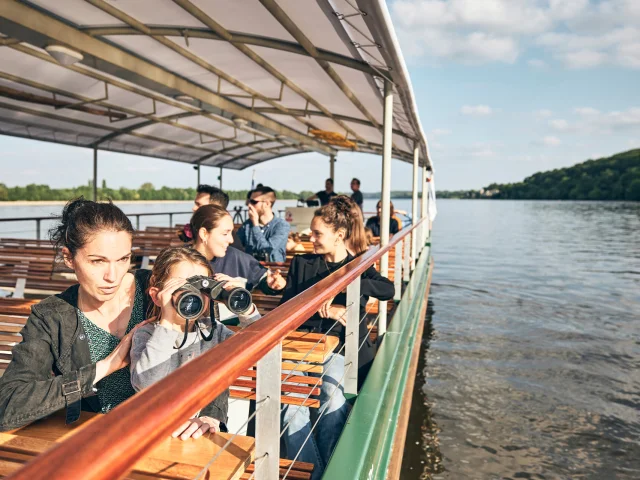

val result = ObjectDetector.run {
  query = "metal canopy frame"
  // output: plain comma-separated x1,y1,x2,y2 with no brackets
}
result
0,0,432,171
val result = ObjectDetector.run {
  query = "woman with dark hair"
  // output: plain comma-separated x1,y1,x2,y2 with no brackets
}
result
279,197,394,478
0,198,153,430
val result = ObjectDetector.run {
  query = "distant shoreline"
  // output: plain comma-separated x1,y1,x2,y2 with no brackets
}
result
0,200,193,206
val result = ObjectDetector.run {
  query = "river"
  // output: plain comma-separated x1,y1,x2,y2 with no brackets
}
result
401,200,640,480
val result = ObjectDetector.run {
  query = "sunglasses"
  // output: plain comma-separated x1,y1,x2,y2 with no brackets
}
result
249,199,264,205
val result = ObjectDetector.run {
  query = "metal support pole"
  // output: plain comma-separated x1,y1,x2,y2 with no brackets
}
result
135,215,140,231
393,240,402,302
255,342,282,480
36,219,41,241
169,213,173,227
345,277,361,394
329,154,335,182
219,166,223,190
403,234,411,282
378,79,393,337
196,165,201,187
421,167,429,247
92,148,98,202
411,145,419,270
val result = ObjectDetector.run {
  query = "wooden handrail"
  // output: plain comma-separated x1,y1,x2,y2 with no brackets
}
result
6,217,428,480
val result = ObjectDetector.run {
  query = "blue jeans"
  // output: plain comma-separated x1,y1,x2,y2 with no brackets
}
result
282,353,349,479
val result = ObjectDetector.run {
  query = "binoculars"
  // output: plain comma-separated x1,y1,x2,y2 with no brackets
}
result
171,275,252,320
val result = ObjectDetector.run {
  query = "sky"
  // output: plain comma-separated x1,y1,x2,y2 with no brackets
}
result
1,0,639,192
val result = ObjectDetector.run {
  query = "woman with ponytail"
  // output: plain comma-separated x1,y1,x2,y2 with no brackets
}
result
0,198,153,430
279,196,394,478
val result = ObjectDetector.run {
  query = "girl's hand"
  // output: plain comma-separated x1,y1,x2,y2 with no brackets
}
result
154,277,188,328
213,273,246,289
94,318,154,383
172,416,220,440
327,305,348,326
266,269,286,290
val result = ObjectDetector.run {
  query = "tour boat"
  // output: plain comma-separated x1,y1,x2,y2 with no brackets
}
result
0,1,435,478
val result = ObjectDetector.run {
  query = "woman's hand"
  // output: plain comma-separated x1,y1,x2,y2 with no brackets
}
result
318,299,348,326
172,416,220,440
94,318,154,383
266,269,286,290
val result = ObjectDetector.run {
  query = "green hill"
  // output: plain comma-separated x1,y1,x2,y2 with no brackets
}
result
483,149,640,201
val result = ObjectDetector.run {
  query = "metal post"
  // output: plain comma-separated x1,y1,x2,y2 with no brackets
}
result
393,240,402,302
219,166,223,190
329,154,335,182
255,342,282,480
421,167,429,247
169,213,173,227
93,148,98,202
135,215,140,231
378,78,393,337
403,234,411,282
36,219,41,240
345,277,361,395
411,144,419,270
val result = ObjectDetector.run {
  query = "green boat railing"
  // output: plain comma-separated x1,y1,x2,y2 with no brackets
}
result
5,216,431,480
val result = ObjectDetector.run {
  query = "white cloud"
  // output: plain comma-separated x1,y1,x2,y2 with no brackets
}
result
528,58,547,68
431,128,452,137
461,105,493,116
392,0,640,69
574,107,600,116
535,109,553,118
549,119,569,131
471,148,496,158
543,136,562,146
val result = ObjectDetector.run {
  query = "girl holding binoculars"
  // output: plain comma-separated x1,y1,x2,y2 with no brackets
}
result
130,246,260,440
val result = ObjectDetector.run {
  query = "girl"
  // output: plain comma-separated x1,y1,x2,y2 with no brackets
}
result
331,195,368,256
279,197,395,477
0,198,151,430
130,246,260,440
190,204,286,298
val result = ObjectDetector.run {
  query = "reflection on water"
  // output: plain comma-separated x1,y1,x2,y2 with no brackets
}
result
403,200,640,479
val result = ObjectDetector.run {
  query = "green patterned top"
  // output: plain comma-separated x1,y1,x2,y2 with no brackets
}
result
77,276,145,413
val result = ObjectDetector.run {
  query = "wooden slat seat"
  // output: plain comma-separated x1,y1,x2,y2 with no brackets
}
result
241,458,314,480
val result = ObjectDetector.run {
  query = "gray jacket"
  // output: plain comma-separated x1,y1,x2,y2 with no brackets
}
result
0,270,151,431
130,308,260,425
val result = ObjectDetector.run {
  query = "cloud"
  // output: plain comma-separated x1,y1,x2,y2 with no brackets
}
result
431,128,452,136
391,0,640,69
528,58,547,68
534,109,553,118
461,105,493,116
471,148,496,158
543,136,562,146
574,107,600,116
549,119,569,131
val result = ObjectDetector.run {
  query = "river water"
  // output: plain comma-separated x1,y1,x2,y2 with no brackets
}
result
1,199,639,478
401,200,640,480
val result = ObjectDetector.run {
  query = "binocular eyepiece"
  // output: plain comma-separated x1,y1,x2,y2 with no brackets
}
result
171,275,252,320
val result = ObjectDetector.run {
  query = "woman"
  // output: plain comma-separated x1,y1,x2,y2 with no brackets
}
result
331,195,368,256
0,198,152,430
190,204,286,295
279,197,394,477
130,246,260,440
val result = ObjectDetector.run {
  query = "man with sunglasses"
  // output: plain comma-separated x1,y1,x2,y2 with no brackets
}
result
238,186,290,263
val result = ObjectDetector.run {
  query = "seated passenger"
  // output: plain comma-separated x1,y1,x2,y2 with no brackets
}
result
191,204,286,295
0,198,152,430
238,186,290,263
279,197,394,477
286,232,306,252
181,184,244,252
365,200,400,237
130,246,260,439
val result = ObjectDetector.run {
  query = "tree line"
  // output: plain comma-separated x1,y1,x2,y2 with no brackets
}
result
439,148,640,201
0,181,317,202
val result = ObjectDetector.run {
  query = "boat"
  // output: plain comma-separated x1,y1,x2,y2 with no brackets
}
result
0,1,435,478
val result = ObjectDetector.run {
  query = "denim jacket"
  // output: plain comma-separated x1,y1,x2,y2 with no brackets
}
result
0,270,151,431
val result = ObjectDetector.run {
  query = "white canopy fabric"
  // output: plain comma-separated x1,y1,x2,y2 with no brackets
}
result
0,0,432,170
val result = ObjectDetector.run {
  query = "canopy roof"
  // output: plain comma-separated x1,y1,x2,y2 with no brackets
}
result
0,0,431,170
